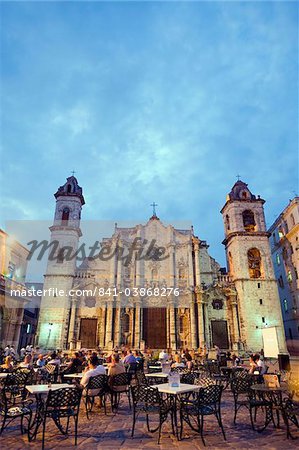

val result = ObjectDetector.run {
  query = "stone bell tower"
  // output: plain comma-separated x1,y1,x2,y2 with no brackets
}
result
221,180,287,354
37,176,84,349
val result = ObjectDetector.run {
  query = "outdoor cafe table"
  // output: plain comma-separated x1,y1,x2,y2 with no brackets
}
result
151,383,202,440
64,373,83,379
145,373,168,379
26,384,76,441
251,383,287,429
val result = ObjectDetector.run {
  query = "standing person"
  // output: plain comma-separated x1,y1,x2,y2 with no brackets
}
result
4,345,10,357
214,344,221,362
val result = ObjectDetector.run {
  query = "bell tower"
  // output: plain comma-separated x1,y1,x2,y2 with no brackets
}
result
37,176,85,349
221,180,287,353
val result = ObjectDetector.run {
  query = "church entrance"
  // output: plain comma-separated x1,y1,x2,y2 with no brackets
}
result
211,320,229,349
143,308,167,349
79,318,97,348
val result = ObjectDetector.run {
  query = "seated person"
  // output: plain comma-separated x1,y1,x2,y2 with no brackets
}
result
0,356,14,372
171,353,185,368
80,355,106,395
123,350,136,365
36,354,46,367
249,354,259,373
256,354,267,375
19,354,33,368
158,349,169,362
47,352,61,366
63,352,82,374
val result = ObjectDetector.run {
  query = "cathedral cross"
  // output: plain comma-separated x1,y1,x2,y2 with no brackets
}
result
71,170,76,176
150,202,158,216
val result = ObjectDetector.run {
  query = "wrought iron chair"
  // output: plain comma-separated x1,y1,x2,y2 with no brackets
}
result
39,386,82,449
282,378,299,439
230,376,272,432
135,371,148,386
131,384,174,444
41,364,57,384
181,371,199,385
147,361,162,374
3,370,31,405
83,374,109,419
109,372,132,410
205,361,230,388
180,384,226,446
0,387,32,436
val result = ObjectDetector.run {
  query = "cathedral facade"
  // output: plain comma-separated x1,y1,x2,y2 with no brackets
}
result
36,177,287,354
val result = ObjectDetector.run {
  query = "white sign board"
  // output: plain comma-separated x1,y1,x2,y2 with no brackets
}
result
262,327,279,358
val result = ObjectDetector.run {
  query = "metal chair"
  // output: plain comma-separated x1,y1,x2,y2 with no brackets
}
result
131,384,174,444
3,370,31,405
40,386,82,449
180,384,226,446
109,372,132,410
282,378,299,439
230,376,272,432
0,387,32,436
83,374,109,419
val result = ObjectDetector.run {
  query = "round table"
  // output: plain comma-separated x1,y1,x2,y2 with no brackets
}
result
251,383,287,428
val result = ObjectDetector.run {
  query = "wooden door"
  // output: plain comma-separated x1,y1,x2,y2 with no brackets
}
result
79,318,97,348
211,320,229,349
143,308,167,349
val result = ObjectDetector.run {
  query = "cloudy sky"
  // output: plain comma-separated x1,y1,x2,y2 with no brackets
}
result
1,1,298,268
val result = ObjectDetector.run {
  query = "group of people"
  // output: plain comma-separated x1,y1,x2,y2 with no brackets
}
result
249,353,267,375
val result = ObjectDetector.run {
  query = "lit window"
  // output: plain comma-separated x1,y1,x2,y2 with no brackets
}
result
276,254,281,265
248,248,262,278
278,227,284,239
283,299,288,312
259,299,263,305
287,270,292,283
26,324,31,334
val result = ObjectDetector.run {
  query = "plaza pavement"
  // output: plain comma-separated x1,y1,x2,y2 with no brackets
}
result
0,386,298,450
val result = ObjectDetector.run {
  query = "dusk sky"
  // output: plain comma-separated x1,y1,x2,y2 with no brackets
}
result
1,1,298,269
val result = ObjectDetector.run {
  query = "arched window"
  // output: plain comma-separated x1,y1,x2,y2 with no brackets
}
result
151,268,158,280
242,210,255,232
67,184,72,193
247,248,262,279
62,207,70,224
122,313,130,333
226,214,230,230
290,214,295,227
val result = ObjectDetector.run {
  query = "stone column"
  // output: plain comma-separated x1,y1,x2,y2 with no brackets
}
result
134,301,141,348
189,296,197,349
105,302,113,348
193,240,201,286
110,240,117,288
169,244,175,287
230,294,240,349
68,297,78,349
114,304,121,347
169,305,176,350
188,241,194,288
166,306,170,349
196,289,205,346
98,308,105,348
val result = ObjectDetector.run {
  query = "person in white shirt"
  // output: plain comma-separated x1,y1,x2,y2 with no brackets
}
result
159,349,169,362
80,356,106,396
256,355,267,375
48,352,61,366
